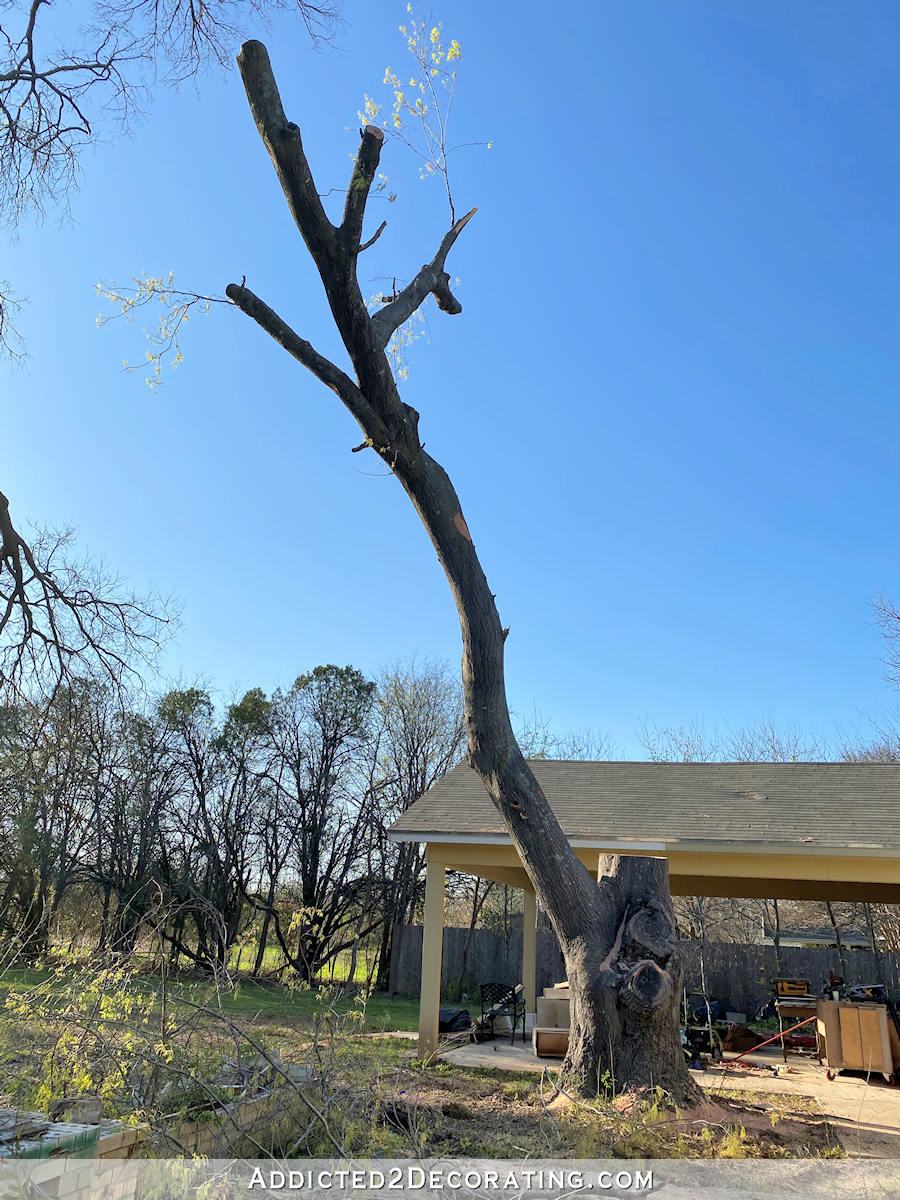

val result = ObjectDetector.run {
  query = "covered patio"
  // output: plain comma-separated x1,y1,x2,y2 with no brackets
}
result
388,761,900,1056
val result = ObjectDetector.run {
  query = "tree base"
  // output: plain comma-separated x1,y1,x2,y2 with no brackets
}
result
558,855,704,1108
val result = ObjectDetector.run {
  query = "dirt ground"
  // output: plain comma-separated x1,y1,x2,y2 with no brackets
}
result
696,1048,900,1158
440,1040,899,1158
379,1058,839,1158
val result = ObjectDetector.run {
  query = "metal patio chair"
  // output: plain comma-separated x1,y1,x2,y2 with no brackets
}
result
478,982,526,1044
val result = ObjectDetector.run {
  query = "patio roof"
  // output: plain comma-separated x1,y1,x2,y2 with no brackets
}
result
399,761,900,1056
390,760,900,852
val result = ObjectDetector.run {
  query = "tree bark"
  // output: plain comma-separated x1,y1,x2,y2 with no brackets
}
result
825,900,848,978
226,39,700,1105
253,896,274,977
771,898,782,974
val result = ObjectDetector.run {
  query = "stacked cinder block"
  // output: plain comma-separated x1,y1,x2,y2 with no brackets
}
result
159,1076,314,1157
0,1109,145,1200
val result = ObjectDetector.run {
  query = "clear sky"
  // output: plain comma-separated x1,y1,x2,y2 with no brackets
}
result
4,0,900,755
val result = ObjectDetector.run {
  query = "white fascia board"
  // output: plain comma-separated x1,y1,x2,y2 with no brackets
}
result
388,830,899,857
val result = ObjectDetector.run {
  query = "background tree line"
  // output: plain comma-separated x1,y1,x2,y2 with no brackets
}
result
0,657,466,987
3,648,898,991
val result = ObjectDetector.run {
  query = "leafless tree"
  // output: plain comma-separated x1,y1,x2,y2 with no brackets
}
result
638,718,721,763
222,40,700,1102
515,705,614,761
262,665,383,982
1,0,339,691
639,715,823,764
88,705,179,952
725,716,822,763
873,591,900,688
368,657,466,992
0,502,170,697
0,0,339,229
153,686,268,972
0,680,103,959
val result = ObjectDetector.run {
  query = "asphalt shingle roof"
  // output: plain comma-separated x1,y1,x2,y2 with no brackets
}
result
389,761,900,851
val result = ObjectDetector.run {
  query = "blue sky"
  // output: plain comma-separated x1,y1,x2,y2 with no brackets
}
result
4,0,900,754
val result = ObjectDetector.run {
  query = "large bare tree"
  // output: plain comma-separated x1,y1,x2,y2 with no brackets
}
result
221,40,699,1103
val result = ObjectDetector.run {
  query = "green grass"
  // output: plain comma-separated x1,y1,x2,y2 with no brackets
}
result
225,944,377,985
209,980,419,1030
0,966,53,994
0,964,419,1031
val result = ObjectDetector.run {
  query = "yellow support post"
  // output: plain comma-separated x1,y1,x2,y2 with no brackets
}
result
522,887,537,1022
418,854,445,1059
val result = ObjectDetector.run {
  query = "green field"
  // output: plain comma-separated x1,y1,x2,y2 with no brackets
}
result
226,944,378,985
0,965,419,1031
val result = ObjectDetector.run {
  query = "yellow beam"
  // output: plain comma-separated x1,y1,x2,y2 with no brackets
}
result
670,874,900,903
430,842,598,872
423,841,900,902
418,856,445,1059
446,865,529,887
665,850,900,886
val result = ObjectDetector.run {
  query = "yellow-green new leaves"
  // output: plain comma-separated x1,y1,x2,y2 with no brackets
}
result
96,273,226,388
359,8,489,224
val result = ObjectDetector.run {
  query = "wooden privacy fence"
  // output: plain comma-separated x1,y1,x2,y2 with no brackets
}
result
391,925,900,1015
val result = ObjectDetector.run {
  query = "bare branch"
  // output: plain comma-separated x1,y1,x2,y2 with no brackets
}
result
234,39,336,259
341,125,384,249
0,279,25,361
224,281,394,453
873,590,900,687
358,219,386,253
0,489,172,697
225,283,349,396
0,2,341,227
371,206,476,348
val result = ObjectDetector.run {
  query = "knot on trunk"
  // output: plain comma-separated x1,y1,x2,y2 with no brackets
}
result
625,902,676,962
622,959,671,1009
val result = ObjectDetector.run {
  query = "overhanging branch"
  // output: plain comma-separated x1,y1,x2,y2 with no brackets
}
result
224,282,391,446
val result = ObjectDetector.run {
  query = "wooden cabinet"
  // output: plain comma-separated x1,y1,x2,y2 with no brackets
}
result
816,999,898,1082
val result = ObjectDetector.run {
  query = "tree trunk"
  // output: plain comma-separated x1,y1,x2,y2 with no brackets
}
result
863,903,881,969
96,882,112,953
826,900,848,978
379,843,419,992
560,856,690,1097
387,915,409,995
771,898,782,974
696,897,708,999
253,903,273,978
227,40,701,1105
457,879,493,993
375,913,394,992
